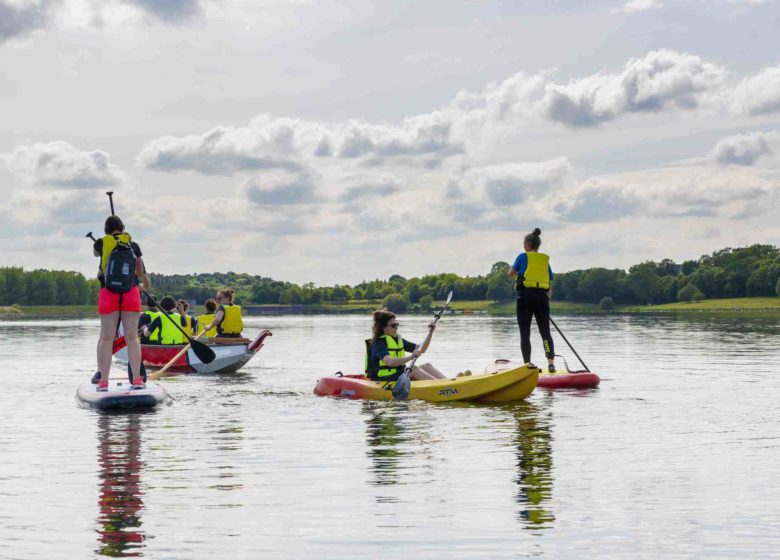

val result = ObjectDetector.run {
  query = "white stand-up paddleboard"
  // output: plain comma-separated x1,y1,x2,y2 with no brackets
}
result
76,377,166,410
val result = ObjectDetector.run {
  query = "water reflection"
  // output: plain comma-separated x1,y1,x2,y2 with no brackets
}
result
95,414,146,557
363,402,407,488
508,400,555,530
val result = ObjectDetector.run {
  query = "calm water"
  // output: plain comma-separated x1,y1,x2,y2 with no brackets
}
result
1,314,779,559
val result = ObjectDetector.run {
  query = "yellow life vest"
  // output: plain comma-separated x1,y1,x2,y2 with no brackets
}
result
159,312,186,345
144,311,161,343
196,313,217,338
180,314,194,337
99,233,133,275
218,304,243,336
521,252,551,290
365,335,405,378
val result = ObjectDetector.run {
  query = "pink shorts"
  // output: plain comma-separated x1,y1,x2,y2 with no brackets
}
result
98,287,142,315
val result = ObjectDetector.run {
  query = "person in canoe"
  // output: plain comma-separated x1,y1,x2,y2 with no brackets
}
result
142,296,186,345
200,289,243,339
176,299,197,337
138,293,160,344
365,309,448,382
507,227,556,373
196,298,219,338
93,215,149,391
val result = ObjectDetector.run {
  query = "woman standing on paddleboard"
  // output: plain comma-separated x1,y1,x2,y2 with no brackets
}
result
93,215,149,390
365,310,448,382
508,228,556,373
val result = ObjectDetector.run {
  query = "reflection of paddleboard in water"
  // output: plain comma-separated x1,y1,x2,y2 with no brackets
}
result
76,374,166,410
96,414,146,556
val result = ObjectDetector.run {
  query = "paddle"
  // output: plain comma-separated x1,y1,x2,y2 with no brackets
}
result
549,317,590,372
392,290,453,401
140,290,216,364
148,331,207,381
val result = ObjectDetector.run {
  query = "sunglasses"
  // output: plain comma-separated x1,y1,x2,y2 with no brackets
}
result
388,323,400,329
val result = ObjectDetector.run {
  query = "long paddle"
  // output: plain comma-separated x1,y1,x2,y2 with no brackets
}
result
140,290,216,364
392,290,453,401
549,317,590,372
148,331,207,380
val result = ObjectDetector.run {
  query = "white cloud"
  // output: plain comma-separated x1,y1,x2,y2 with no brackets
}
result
240,169,320,206
610,0,663,15
732,66,780,116
0,0,48,43
0,141,131,189
710,131,780,166
538,50,725,127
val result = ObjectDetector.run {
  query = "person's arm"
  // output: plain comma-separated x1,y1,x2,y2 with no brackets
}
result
414,330,436,354
547,265,553,299
203,309,224,334
381,350,421,367
144,317,161,338
507,253,525,278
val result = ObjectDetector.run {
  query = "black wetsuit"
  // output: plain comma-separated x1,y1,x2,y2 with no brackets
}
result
516,287,555,364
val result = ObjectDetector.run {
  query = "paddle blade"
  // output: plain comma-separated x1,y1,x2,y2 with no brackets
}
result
392,372,411,401
190,338,216,364
112,336,127,354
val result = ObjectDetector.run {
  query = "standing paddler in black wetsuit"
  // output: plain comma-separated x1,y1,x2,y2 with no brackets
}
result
508,228,556,373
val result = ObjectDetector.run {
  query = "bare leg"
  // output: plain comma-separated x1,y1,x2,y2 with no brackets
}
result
98,312,120,380
121,312,143,383
411,363,448,380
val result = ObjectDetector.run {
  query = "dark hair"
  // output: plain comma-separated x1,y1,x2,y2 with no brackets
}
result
524,227,542,251
104,215,125,235
217,288,234,303
204,298,217,313
371,309,396,341
176,299,190,312
144,293,157,308
160,296,177,312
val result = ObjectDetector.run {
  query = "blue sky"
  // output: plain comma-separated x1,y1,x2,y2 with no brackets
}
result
0,0,778,284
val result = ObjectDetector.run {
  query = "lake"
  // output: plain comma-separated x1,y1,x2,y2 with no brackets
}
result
1,313,779,558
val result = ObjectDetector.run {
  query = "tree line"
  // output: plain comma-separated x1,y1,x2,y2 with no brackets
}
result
2,244,779,308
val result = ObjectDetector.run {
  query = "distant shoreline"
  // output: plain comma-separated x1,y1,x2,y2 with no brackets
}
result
2,297,779,320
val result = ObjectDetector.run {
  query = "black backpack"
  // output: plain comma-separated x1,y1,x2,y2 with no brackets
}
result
104,238,137,294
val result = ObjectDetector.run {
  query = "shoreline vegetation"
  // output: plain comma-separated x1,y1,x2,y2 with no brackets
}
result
2,297,779,320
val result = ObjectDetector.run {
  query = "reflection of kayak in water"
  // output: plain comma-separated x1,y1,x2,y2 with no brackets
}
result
76,376,166,410
486,359,600,389
314,363,539,402
114,330,272,374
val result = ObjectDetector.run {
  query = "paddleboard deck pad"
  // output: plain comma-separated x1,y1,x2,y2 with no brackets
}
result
486,359,600,389
76,379,166,410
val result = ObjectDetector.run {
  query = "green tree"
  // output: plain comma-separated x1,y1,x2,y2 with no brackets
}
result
280,286,303,304
627,262,660,305
678,283,705,302
576,268,623,303
382,293,408,313
419,295,433,311
599,296,615,311
0,267,26,305
776,276,780,297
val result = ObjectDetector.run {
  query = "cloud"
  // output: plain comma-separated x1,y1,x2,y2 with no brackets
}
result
128,0,202,23
0,0,49,43
610,0,663,15
555,168,778,222
451,158,575,206
240,169,320,206
539,50,725,127
0,141,131,189
710,131,780,166
732,66,780,116
138,112,463,175
337,180,401,203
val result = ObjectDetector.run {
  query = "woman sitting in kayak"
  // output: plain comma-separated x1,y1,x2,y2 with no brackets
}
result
507,227,556,373
201,288,243,339
366,309,448,381
93,215,149,391
142,296,186,345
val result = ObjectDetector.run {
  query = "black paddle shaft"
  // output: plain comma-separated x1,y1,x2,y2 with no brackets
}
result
106,191,115,215
549,317,590,372
140,290,216,364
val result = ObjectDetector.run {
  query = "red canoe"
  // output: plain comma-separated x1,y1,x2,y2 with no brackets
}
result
115,330,272,374
486,359,600,389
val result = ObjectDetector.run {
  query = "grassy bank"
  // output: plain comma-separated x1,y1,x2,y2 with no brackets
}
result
2,298,779,320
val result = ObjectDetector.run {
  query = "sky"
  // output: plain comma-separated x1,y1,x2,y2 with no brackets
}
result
0,0,779,285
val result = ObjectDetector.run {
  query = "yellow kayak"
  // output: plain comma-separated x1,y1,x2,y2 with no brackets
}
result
314,363,539,403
